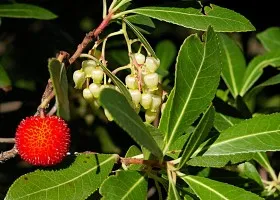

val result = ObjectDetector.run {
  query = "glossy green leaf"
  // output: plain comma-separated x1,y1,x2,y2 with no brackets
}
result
219,33,246,97
128,4,255,32
240,50,280,96
178,105,214,169
238,162,263,186
167,171,181,200
244,73,280,106
187,153,255,168
257,27,280,51
100,171,147,200
0,3,57,19
155,40,177,78
145,123,164,149
95,59,133,107
123,18,157,58
0,64,11,90
166,133,191,159
5,154,116,200
214,112,244,132
162,26,221,154
125,15,155,34
202,113,280,156
125,145,142,170
159,89,174,135
48,58,70,120
180,174,263,200
99,88,162,158
254,152,278,181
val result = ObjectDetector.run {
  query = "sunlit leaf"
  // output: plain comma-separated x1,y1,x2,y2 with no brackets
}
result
219,33,246,97
0,3,57,19
99,88,162,158
48,58,70,120
257,27,280,51
100,171,147,200
180,174,263,200
5,154,116,200
162,26,221,154
128,4,255,32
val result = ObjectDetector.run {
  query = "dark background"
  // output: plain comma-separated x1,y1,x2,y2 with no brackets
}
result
0,0,279,198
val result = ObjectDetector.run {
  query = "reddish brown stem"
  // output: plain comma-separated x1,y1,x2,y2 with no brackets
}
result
120,157,166,169
69,12,113,65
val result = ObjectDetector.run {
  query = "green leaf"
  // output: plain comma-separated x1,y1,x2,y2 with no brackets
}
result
159,89,174,135
125,15,155,34
129,4,255,32
48,58,70,120
257,27,280,51
163,26,221,154
123,18,157,58
145,123,164,149
239,50,280,96
0,3,57,19
99,88,162,158
5,154,116,200
178,105,214,169
254,152,277,181
100,171,147,200
187,153,255,168
167,171,181,200
244,73,280,107
166,133,191,159
238,162,263,187
180,174,263,200
0,64,11,90
155,40,177,78
202,113,280,156
219,33,246,97
95,59,133,107
214,112,244,132
125,145,142,170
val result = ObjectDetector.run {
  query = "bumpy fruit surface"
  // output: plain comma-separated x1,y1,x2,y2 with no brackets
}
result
15,116,70,166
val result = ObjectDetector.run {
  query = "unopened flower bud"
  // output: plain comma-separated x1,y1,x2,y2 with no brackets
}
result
145,110,157,123
91,67,104,83
140,93,152,109
83,88,94,102
82,60,97,77
73,70,86,89
125,74,138,89
129,89,141,106
151,94,161,112
134,53,145,65
104,109,113,121
89,83,101,98
145,57,160,73
144,73,159,91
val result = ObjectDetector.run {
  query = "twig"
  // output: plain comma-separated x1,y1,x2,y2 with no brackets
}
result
0,138,15,143
119,157,166,169
69,11,114,65
0,145,18,163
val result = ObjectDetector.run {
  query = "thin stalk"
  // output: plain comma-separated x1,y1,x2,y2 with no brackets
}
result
102,0,107,19
111,0,132,13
